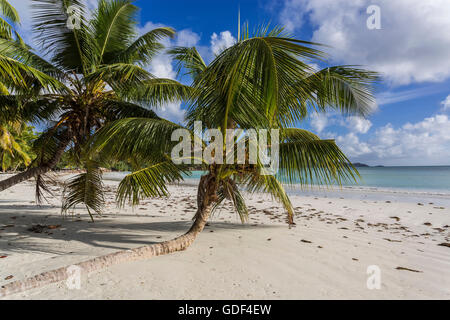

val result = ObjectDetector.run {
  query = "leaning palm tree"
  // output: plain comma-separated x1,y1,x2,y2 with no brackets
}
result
0,0,189,193
0,24,379,297
69,26,379,251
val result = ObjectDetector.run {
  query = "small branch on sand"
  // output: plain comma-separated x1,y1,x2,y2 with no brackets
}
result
395,267,423,273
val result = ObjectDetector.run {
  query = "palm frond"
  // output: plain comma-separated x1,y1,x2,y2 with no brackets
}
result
117,160,186,207
0,0,21,41
0,0,20,23
102,99,160,121
0,38,66,82
62,160,105,220
0,51,63,91
301,66,380,118
279,128,358,186
0,17,13,39
169,46,207,80
213,178,249,223
116,27,175,65
32,0,97,74
89,117,183,163
35,173,56,204
93,0,138,63
86,63,152,90
239,172,294,224
32,124,69,165
122,78,192,107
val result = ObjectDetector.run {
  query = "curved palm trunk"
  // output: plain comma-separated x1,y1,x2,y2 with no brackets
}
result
0,175,217,298
0,139,69,192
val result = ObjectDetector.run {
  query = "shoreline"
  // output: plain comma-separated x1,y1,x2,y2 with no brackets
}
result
0,174,449,299
102,173,450,206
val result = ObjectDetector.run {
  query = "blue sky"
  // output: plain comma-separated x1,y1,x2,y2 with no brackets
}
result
8,0,450,166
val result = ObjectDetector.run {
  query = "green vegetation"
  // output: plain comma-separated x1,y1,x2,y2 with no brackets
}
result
0,0,189,193
0,0,378,256
63,22,378,251
0,122,39,172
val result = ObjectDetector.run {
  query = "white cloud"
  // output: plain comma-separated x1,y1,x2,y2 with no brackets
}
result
343,116,372,134
138,22,205,123
376,86,445,106
336,133,372,158
335,114,450,165
175,29,201,47
441,95,450,111
279,0,450,86
310,114,329,133
210,31,236,56
310,114,372,135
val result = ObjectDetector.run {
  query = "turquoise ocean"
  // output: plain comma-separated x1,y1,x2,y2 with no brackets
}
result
103,166,450,205
179,166,450,192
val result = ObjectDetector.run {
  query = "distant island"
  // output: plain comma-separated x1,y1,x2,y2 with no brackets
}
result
352,162,370,167
351,163,385,168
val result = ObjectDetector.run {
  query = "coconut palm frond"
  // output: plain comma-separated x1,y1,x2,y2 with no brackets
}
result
62,160,105,220
102,100,160,121
0,0,19,23
32,124,69,165
214,178,249,223
0,0,20,41
169,46,207,80
189,34,325,130
0,51,63,91
32,0,97,74
302,66,380,118
239,172,294,224
123,78,192,107
35,173,57,204
117,27,175,65
0,38,66,82
279,128,358,186
89,117,183,162
116,160,186,207
92,0,138,64
86,62,152,90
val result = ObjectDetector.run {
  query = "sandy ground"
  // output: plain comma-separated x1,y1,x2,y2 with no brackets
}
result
0,173,449,299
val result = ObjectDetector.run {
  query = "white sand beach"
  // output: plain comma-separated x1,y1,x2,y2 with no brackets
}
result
0,173,449,300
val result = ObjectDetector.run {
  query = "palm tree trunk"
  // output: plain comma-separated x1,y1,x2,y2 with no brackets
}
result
0,174,218,297
0,138,69,192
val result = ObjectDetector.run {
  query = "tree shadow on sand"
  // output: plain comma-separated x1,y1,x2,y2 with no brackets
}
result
0,205,276,256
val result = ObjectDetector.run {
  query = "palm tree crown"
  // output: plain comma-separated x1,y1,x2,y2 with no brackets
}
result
0,0,189,195
84,24,379,226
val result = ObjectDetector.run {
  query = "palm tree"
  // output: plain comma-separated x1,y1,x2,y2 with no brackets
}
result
69,26,379,253
0,0,189,193
0,24,379,298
